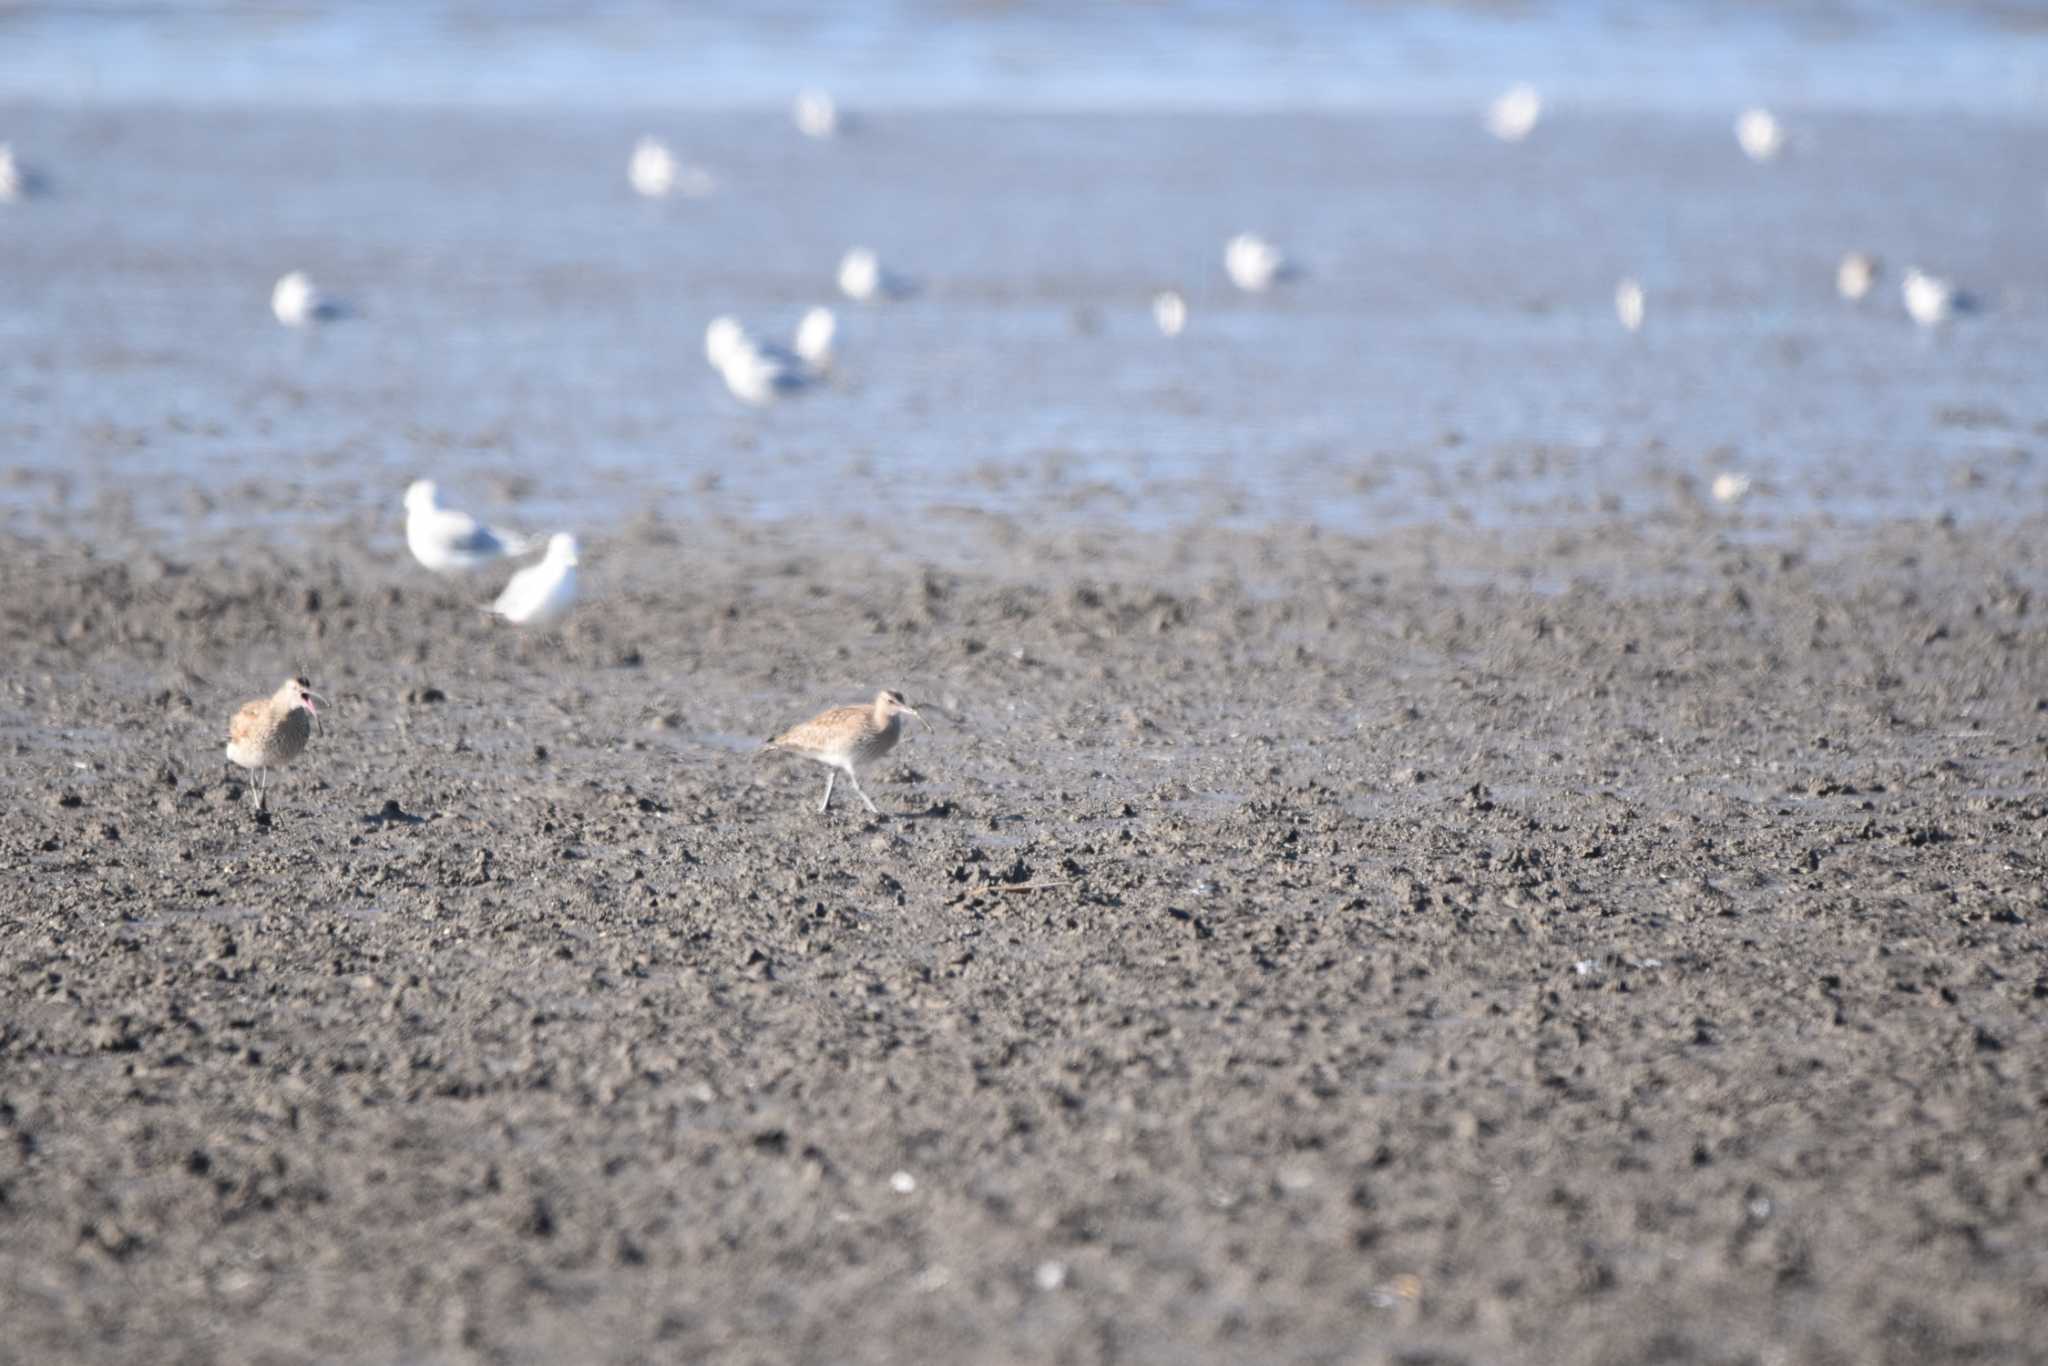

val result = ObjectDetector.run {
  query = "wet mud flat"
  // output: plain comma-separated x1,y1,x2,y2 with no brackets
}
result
2,509,2045,1364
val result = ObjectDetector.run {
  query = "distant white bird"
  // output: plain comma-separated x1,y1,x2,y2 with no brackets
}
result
794,89,840,139
1837,252,1880,302
405,480,537,573
272,271,343,326
490,533,579,627
1614,277,1646,333
705,315,814,405
1224,233,1290,293
1735,108,1784,163
794,306,838,370
1710,472,1753,504
629,135,678,198
720,347,809,406
628,136,714,200
1485,84,1543,143
1902,267,1968,327
838,247,913,303
705,315,752,372
0,144,38,202
1152,290,1188,337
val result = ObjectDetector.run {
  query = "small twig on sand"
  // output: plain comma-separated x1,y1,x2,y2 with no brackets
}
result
990,880,1071,894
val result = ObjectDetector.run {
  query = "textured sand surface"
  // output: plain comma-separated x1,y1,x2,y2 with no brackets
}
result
3,510,2044,1364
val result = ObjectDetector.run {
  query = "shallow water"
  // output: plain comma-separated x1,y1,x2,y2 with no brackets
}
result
4,100,2043,550
4,3,2047,553
8,1,2045,112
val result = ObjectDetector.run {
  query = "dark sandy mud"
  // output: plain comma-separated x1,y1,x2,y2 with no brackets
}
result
2,507,2045,1364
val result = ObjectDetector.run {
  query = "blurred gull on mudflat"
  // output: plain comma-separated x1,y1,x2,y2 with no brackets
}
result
404,480,537,573
838,247,914,302
1152,290,1188,338
706,315,816,406
1902,267,1970,327
1711,472,1753,505
794,89,841,139
1485,84,1543,143
628,136,715,200
1735,108,1784,163
272,270,345,326
794,307,838,371
0,144,45,201
1837,252,1880,302
1614,278,1646,333
491,534,580,627
1224,233,1290,293
629,136,676,197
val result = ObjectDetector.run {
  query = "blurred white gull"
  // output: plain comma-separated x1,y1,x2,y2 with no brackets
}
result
1224,233,1290,293
1614,278,1646,333
794,89,841,139
1837,252,1880,302
704,315,751,372
404,480,537,573
1152,290,1188,337
1902,267,1970,327
705,315,816,406
794,306,838,370
1735,108,1784,163
628,135,714,200
1485,84,1543,143
0,144,44,202
491,533,579,627
838,247,914,303
1710,472,1753,504
629,135,677,197
272,270,344,326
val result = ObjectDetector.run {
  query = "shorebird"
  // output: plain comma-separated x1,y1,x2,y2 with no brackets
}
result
1152,290,1188,337
794,88,841,139
0,144,39,202
272,270,343,326
1614,277,1646,333
763,690,921,815
1902,267,1968,327
225,676,327,810
404,480,536,573
705,315,753,371
628,135,715,200
629,135,678,198
1711,471,1753,504
838,246,913,303
794,306,838,370
1224,233,1290,293
490,532,579,626
1735,107,1784,163
1485,83,1543,143
721,348,808,405
706,315,813,405
1837,252,1880,302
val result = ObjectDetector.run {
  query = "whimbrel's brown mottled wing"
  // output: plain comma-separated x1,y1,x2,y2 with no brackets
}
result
766,705,869,757
228,698,270,747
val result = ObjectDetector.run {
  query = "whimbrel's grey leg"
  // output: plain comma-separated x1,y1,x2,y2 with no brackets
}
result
847,769,880,815
818,770,836,813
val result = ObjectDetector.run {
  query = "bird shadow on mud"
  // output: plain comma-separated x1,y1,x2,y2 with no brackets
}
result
360,798,425,828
